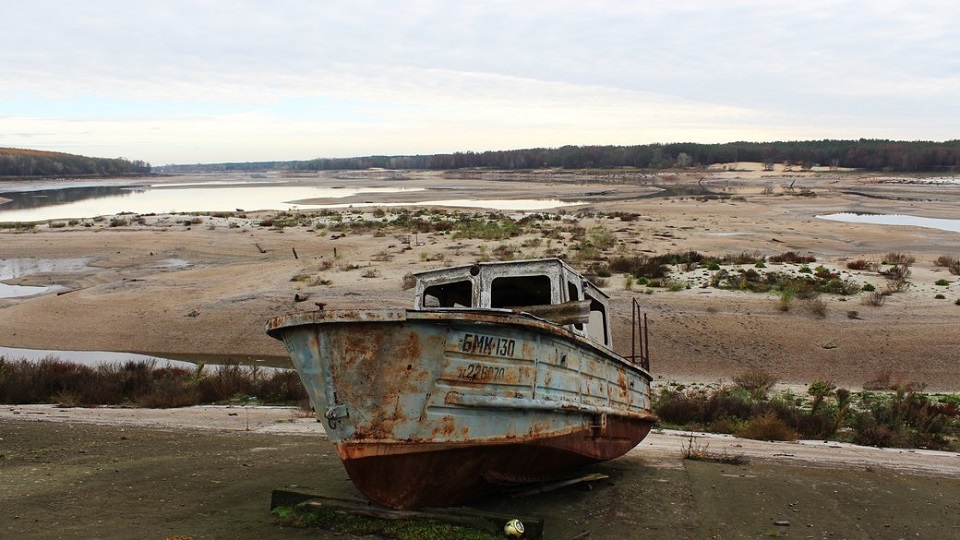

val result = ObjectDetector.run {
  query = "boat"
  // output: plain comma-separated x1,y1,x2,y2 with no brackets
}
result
266,258,655,509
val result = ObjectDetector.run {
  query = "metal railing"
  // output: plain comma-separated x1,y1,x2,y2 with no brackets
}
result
628,298,650,371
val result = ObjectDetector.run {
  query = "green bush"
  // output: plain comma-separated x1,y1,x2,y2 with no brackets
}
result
652,376,958,451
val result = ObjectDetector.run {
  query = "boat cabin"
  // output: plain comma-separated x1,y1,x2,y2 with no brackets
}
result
412,258,613,348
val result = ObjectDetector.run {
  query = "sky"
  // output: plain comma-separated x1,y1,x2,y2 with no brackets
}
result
2,1,958,165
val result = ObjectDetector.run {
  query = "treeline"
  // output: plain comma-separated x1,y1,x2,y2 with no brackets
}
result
295,139,960,172
0,148,151,177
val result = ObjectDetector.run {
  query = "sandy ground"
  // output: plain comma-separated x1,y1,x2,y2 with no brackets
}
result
3,405,960,539
1,166,958,390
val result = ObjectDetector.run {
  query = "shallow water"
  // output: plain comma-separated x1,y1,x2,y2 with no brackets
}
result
0,258,91,298
817,212,960,234
0,345,282,372
0,184,425,222
0,345,189,368
0,179,584,222
876,176,960,185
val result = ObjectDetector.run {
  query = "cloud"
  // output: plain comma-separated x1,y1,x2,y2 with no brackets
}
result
2,1,959,163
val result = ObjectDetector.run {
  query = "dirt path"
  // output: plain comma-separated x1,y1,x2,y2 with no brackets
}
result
3,405,960,539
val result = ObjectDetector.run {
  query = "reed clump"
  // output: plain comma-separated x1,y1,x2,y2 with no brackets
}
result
0,357,307,408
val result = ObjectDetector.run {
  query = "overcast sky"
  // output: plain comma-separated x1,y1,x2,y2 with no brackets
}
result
2,1,957,165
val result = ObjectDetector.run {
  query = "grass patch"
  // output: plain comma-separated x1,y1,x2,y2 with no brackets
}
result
272,505,504,540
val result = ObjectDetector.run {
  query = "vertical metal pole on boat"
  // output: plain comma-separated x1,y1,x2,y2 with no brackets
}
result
643,312,650,371
631,298,637,364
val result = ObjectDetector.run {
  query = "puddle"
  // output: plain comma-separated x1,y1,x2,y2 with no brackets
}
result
817,213,960,234
0,258,92,298
151,258,193,269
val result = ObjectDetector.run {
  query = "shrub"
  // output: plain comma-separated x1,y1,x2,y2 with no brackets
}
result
850,414,909,448
814,265,838,279
733,368,777,401
777,289,793,311
884,252,915,265
881,264,911,292
492,244,516,260
934,255,960,275
821,278,861,295
735,410,798,441
807,298,828,318
370,250,394,262
254,370,307,404
666,279,686,291
136,373,200,408
807,381,834,414
654,386,756,431
769,251,816,264
935,279,951,286
846,259,877,271
863,291,886,307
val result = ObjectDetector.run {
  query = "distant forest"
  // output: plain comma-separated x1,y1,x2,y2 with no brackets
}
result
294,140,960,173
0,148,151,178
160,139,960,174
7,139,960,178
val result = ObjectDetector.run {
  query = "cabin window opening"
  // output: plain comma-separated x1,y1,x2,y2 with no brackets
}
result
491,275,552,308
568,280,584,330
567,281,580,302
422,280,473,308
586,294,609,346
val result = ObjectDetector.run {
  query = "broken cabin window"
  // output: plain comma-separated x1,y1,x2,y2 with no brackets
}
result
422,280,473,308
568,280,584,330
490,275,552,308
585,292,609,346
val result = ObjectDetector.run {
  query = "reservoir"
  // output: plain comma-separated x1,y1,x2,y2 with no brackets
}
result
0,178,584,222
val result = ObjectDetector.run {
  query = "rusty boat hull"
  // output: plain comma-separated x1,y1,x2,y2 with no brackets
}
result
266,307,655,510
